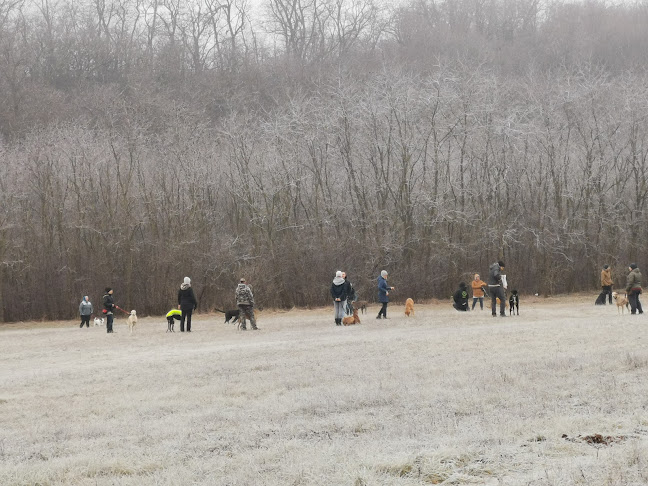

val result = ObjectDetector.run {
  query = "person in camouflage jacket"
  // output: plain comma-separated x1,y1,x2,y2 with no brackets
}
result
626,263,643,315
235,278,258,330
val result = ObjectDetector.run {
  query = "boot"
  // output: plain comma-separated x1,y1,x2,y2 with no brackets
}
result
335,318,341,326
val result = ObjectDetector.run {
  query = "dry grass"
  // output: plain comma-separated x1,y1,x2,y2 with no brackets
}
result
1,296,648,485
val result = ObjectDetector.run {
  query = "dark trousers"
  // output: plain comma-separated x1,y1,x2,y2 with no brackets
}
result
106,314,114,333
80,315,90,328
629,291,643,314
602,285,613,304
454,302,468,311
472,297,484,310
377,302,388,318
181,309,193,331
490,286,506,316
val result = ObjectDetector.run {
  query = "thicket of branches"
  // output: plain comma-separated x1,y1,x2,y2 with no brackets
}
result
1,0,647,321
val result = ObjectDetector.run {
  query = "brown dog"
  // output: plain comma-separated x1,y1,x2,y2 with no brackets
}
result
404,298,414,316
342,309,361,325
612,292,629,314
354,301,368,314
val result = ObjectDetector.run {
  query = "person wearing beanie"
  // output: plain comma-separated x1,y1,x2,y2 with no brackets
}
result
177,277,198,332
235,278,258,330
342,271,357,315
79,295,93,328
471,273,488,310
601,264,613,305
377,270,395,319
453,282,469,311
331,271,348,326
103,288,115,333
626,263,643,315
488,261,507,317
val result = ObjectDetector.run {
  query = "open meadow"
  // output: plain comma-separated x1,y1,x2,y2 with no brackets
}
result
1,296,648,485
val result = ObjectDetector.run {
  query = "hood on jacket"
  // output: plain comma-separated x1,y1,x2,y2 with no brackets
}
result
458,282,467,290
180,283,191,290
333,276,345,285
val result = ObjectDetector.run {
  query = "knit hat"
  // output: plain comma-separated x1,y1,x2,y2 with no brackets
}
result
240,278,246,283
105,287,112,293
380,270,388,277
183,277,191,285
335,271,343,278
630,263,638,270
603,264,609,270
498,261,505,268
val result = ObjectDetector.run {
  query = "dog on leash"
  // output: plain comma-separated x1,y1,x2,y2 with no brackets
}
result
404,298,414,316
127,310,137,334
93,316,104,326
612,292,630,314
508,290,519,315
215,308,240,324
354,301,368,314
342,308,361,326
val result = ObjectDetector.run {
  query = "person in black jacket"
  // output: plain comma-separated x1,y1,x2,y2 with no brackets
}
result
488,261,507,317
103,288,116,333
178,277,198,332
342,272,356,315
331,271,348,326
453,282,469,311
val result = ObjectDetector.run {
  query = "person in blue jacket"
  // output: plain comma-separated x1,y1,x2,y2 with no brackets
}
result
377,270,395,319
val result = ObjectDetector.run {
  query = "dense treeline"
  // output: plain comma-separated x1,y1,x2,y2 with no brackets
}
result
1,0,647,321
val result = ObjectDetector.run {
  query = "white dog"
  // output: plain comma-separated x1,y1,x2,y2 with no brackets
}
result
127,310,137,334
93,316,104,326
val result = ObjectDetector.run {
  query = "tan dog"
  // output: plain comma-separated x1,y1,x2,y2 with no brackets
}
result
342,309,361,326
612,292,629,314
127,310,137,334
404,298,414,316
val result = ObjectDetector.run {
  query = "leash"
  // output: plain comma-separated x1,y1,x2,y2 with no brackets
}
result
114,305,130,315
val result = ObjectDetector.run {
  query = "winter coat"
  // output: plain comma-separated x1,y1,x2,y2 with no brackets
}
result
331,276,347,301
103,293,115,314
178,283,198,310
601,268,613,287
344,280,356,301
626,268,642,293
235,283,254,306
79,299,93,316
453,284,469,310
488,262,503,286
378,276,390,303
471,279,487,298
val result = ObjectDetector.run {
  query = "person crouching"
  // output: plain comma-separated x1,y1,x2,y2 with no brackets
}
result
453,282,469,311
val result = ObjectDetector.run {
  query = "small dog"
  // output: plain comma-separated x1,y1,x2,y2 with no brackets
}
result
127,310,137,334
93,316,104,326
404,298,414,316
342,309,361,325
509,290,519,315
612,292,630,314
354,301,368,314
215,308,240,323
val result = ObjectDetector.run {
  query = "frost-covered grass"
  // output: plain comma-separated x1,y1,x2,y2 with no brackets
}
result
1,296,648,485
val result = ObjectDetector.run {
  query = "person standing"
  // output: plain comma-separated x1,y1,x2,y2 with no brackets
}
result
103,288,115,333
342,272,356,315
601,264,613,305
331,271,348,326
626,263,643,315
178,277,198,332
236,278,258,330
453,282,469,311
471,273,488,310
488,261,507,317
377,270,395,319
79,295,93,328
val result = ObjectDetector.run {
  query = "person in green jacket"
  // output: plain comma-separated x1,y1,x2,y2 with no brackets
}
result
626,263,643,315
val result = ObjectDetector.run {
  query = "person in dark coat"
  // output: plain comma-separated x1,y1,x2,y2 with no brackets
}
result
377,270,395,319
488,261,507,317
177,277,198,332
103,288,116,333
626,263,643,315
331,271,347,326
453,282,469,311
342,272,356,315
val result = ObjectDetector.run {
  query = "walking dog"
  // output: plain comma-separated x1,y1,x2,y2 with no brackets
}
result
404,298,414,316
612,292,630,314
354,301,368,314
93,316,104,326
215,308,240,324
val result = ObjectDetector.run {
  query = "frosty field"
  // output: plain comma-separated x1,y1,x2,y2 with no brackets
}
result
1,297,648,485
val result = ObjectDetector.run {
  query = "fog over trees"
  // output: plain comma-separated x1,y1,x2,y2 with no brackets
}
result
1,0,647,321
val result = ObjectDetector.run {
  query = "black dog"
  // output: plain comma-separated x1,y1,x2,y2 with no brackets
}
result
167,315,181,332
509,290,519,315
215,308,240,324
